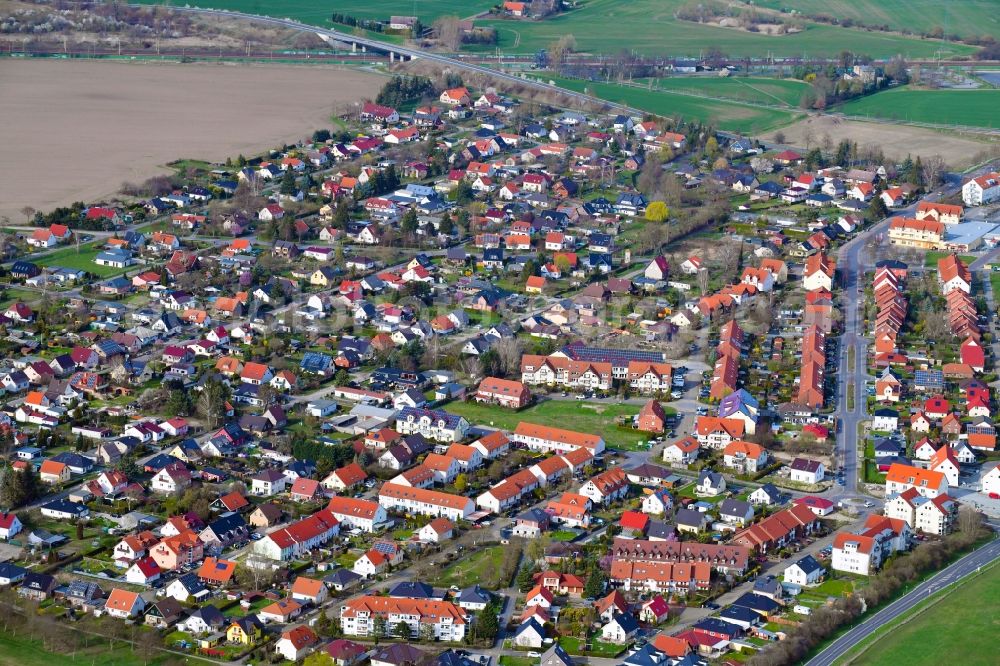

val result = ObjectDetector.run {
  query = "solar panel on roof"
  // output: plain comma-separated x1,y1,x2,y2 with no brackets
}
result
372,542,396,555
563,345,665,364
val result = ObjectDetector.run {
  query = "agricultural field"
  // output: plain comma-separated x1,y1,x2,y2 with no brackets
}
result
760,115,996,168
836,87,1000,129
0,58,381,222
476,0,974,57
839,563,1000,665
143,0,496,27
444,398,668,450
641,76,812,108
545,76,800,134
753,0,999,43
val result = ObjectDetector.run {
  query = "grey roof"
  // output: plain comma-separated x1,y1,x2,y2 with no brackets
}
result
790,554,824,576
388,581,435,598
675,508,705,527
719,498,753,517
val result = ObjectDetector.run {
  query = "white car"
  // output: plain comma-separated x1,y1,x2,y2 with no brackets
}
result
864,501,875,508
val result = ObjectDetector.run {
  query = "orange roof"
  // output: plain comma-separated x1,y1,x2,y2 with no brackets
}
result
241,362,270,380
526,275,546,288
198,557,237,584
105,588,141,612
379,483,472,510
260,598,302,618
724,440,767,459
281,625,318,650
695,417,745,439
885,463,945,489
341,595,468,624
513,422,603,450
333,462,367,486
474,430,510,453
39,460,67,476
890,217,943,235
290,576,325,599
833,532,874,554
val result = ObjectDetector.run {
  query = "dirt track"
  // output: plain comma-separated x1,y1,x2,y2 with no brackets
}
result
0,59,382,220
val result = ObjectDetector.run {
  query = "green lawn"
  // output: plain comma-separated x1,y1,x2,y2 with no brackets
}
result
141,0,496,27
837,563,1000,665
753,0,1000,43
838,87,1000,129
558,635,627,657
543,75,800,134
498,657,538,666
550,530,579,542
924,251,976,268
0,287,42,310
640,76,811,107
433,544,506,590
445,398,666,450
37,241,127,277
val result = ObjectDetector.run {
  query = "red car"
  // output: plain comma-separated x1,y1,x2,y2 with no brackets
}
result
989,492,1000,500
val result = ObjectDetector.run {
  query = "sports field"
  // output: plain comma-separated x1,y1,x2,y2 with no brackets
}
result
753,0,999,43
477,0,975,57
640,76,811,108
837,87,1000,129
546,76,800,134
142,0,496,26
838,562,1000,665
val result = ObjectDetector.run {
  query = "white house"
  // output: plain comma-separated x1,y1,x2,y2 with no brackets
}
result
0,513,23,540
642,489,673,516
789,458,825,484
783,554,825,587
962,172,1000,206
982,465,1000,496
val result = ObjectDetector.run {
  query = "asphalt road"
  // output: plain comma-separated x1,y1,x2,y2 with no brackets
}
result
804,534,1000,666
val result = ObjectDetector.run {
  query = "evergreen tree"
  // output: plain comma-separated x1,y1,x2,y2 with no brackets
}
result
439,212,454,236
869,195,889,221
400,209,418,235
516,563,538,592
280,169,297,195
583,567,606,598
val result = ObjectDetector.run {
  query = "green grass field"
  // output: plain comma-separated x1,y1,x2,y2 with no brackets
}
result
37,241,126,277
0,632,195,666
753,0,999,43
641,76,812,108
544,75,800,134
141,0,495,26
477,0,975,57
445,398,665,450
433,544,505,589
838,563,1000,665
837,87,1000,129
141,0,974,59
924,251,976,268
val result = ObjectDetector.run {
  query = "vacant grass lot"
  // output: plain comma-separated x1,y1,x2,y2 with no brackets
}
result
640,76,811,107
753,0,999,43
37,241,124,277
433,544,505,589
476,0,972,57
445,398,666,450
545,76,799,134
0,632,195,666
841,563,1000,665
838,88,1000,129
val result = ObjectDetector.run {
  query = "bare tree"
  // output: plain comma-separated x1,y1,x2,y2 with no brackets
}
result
433,16,463,50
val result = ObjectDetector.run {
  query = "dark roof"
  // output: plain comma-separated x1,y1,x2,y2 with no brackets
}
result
790,554,824,576
388,581,435,598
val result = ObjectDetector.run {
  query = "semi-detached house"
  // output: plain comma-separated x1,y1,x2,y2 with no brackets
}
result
252,508,340,561
394,407,470,443
326,497,387,532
